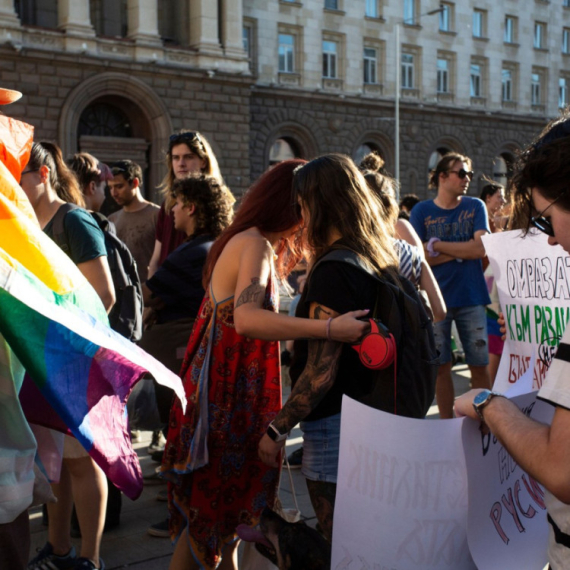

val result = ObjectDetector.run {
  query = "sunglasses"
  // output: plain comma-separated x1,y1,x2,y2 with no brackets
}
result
530,191,567,237
448,168,474,180
169,131,205,152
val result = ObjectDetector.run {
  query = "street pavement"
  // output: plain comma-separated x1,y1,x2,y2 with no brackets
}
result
28,364,473,569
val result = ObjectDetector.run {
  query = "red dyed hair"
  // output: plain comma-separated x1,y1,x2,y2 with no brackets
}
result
203,159,306,287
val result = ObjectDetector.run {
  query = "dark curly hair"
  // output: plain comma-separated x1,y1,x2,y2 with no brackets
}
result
171,174,233,239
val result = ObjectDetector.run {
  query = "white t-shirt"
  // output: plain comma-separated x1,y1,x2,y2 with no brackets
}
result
538,325,570,568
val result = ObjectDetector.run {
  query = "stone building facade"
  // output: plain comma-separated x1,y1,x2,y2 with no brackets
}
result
1,0,569,199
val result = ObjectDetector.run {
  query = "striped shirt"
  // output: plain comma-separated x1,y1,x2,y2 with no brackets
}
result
394,239,422,285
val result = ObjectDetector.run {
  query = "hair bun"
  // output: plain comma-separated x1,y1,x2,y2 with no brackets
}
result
360,152,385,173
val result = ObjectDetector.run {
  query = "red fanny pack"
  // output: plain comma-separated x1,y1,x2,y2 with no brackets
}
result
352,318,396,370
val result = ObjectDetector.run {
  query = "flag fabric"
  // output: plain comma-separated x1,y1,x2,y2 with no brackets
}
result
0,124,186,500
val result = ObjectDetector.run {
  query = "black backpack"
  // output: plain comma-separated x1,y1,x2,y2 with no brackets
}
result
51,203,144,342
311,248,438,419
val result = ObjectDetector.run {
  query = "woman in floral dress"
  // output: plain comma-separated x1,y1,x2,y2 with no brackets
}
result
161,159,370,570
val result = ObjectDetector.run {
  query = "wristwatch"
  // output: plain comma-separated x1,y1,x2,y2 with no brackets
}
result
266,422,289,443
472,390,504,422
427,237,441,257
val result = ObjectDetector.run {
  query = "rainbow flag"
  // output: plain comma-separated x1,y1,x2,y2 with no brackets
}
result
0,121,186,500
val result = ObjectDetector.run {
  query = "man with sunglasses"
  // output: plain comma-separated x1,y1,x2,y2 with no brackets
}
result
455,113,570,569
108,160,159,284
410,152,492,419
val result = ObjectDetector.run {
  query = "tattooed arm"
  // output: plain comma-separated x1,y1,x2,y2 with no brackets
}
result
232,233,369,342
258,302,342,467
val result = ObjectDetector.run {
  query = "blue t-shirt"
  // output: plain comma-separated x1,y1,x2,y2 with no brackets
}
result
146,234,213,324
410,196,491,309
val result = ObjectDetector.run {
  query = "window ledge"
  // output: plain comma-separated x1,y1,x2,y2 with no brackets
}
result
437,92,455,103
363,83,384,96
439,30,457,37
501,100,518,110
534,47,549,53
323,8,346,15
470,96,487,106
322,78,343,91
278,72,301,86
473,36,489,42
279,0,302,6
531,103,546,113
563,51,570,56
401,87,420,99
504,41,519,47
403,23,422,30
364,15,386,23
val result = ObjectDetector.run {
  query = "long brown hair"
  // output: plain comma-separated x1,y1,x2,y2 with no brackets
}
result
203,159,306,287
293,153,399,281
28,142,85,207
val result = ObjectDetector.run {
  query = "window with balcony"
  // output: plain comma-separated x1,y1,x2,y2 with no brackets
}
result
401,53,414,89
437,59,449,93
278,34,295,73
534,22,546,49
322,41,338,78
504,16,516,43
363,48,378,84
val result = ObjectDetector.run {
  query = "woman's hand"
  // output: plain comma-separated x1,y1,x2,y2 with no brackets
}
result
329,310,371,344
258,433,285,468
498,312,506,341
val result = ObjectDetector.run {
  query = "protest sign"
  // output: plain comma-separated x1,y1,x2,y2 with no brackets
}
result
482,230,570,393
332,396,476,570
463,369,554,569
333,392,554,569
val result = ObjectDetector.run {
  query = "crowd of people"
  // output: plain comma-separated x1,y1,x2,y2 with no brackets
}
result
2,80,570,570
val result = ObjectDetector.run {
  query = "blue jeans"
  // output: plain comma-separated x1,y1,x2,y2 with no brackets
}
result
300,413,341,484
434,305,489,366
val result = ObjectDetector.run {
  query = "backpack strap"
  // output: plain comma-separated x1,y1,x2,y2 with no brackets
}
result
50,203,80,255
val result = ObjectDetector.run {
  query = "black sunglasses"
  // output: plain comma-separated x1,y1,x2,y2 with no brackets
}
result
169,131,205,152
530,191,567,237
448,168,474,180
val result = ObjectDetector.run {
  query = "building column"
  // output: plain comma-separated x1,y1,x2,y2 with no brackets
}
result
221,0,246,59
0,0,20,28
57,0,95,36
127,0,161,45
189,0,223,55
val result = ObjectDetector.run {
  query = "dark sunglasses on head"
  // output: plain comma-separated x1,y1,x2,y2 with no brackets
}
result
448,168,474,180
169,131,205,152
530,190,567,237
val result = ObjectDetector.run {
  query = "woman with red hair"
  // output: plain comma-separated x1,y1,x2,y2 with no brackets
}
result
161,159,368,570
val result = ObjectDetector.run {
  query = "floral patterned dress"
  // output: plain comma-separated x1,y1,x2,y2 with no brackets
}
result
161,277,281,569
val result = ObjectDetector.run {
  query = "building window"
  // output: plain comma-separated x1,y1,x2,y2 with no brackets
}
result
534,22,546,49
403,0,415,24
470,64,481,97
439,4,451,32
325,0,338,9
565,0,570,6
363,48,378,84
278,34,295,73
563,28,570,54
531,73,541,105
90,0,128,38
15,0,58,28
79,103,133,138
322,41,338,78
473,9,485,38
401,53,414,89
269,138,299,165
242,27,250,53
365,0,379,18
504,16,516,43
502,69,513,101
437,59,449,93
560,77,569,107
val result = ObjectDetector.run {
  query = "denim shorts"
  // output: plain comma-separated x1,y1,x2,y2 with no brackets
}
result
434,305,489,366
300,413,341,484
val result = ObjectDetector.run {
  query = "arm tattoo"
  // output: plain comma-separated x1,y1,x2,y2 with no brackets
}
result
235,277,265,309
273,337,342,434
313,305,332,321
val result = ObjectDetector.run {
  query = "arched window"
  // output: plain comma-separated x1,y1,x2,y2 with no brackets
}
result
493,153,515,188
354,143,383,166
79,103,132,137
14,0,57,28
269,138,299,165
428,146,451,172
90,0,128,38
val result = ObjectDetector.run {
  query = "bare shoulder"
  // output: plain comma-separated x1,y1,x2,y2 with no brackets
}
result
223,228,273,259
